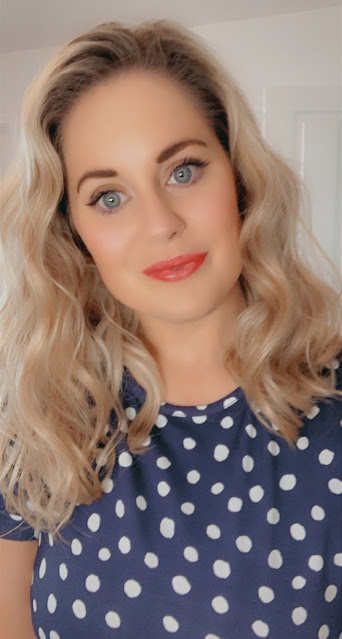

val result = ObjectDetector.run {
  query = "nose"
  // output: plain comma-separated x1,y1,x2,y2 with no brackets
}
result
139,188,186,241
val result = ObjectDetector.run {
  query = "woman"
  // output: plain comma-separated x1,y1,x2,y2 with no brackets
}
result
0,18,341,639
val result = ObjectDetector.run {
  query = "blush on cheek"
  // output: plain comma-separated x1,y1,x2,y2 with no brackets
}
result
81,225,132,266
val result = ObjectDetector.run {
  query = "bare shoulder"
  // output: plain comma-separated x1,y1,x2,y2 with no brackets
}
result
0,537,38,639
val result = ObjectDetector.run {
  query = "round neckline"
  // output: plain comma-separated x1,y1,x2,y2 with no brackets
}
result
123,370,245,417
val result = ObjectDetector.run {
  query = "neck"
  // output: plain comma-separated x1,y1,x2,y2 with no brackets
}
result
138,281,246,405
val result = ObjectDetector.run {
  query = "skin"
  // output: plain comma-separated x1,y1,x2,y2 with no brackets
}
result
62,70,246,404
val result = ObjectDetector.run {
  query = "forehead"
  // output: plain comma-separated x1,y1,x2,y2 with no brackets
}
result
61,70,211,151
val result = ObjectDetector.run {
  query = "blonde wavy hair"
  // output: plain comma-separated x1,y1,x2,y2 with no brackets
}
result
1,19,341,536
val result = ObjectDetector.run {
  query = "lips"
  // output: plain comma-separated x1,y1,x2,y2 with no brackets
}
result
143,252,208,281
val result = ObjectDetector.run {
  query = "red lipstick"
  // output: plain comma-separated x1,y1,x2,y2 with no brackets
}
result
143,252,208,282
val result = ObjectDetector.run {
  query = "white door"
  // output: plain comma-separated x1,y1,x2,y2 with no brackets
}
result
262,86,341,273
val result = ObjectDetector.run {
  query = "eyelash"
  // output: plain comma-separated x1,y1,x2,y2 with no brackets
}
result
86,155,210,215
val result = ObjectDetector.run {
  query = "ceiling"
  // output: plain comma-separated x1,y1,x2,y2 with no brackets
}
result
1,0,341,53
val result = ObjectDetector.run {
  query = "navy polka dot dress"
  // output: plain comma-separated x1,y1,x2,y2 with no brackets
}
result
1,360,341,638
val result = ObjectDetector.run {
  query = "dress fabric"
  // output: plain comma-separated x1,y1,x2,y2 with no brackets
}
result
1,361,342,639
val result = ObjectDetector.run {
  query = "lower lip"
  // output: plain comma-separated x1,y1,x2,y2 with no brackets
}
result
145,255,207,282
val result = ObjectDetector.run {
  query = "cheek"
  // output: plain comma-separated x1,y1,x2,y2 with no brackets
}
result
190,182,241,238
77,219,134,268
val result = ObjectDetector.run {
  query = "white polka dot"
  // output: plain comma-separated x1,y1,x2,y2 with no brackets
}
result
334,553,342,566
223,396,238,408
160,517,175,538
87,513,101,532
268,549,283,569
192,415,207,424
157,456,171,469
279,474,297,490
105,611,121,628
172,575,191,595
228,497,243,512
124,579,141,598
118,536,131,554
246,424,257,438
183,437,196,450
311,505,325,521
308,555,324,571
249,485,264,503
236,535,252,553
101,477,114,493
85,574,100,593
242,455,254,471
9,514,22,521
59,563,68,580
158,481,171,497
207,524,221,539
181,502,195,515
318,624,330,639
98,548,111,561
258,586,274,603
214,444,229,462
136,495,147,510
142,435,151,447
163,615,179,633
328,478,342,494
212,595,229,614
211,482,224,495
184,546,199,562
115,499,125,518
187,470,200,484
307,405,320,419
296,436,309,450
72,599,86,619
71,538,82,555
220,415,234,429
205,635,221,639
291,606,307,625
173,410,186,417
48,533,54,547
267,508,280,525
38,629,46,639
213,559,231,579
144,552,159,568
39,558,47,579
292,576,306,589
33,598,37,612
196,404,207,410
125,406,136,420
49,631,60,639
324,585,337,602
319,449,335,465
290,523,306,540
118,451,133,467
156,415,168,428
267,441,280,456
251,620,269,637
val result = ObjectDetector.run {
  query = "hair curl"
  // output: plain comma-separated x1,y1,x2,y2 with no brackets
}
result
1,19,341,536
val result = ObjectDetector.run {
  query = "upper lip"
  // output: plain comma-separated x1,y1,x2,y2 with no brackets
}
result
143,252,207,274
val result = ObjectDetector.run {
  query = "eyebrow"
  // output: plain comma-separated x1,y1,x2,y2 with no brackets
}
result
76,138,208,193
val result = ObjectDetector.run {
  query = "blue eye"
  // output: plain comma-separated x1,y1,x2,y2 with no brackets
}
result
87,190,125,215
170,164,193,184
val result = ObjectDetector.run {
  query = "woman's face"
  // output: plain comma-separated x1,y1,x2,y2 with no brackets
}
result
62,70,244,327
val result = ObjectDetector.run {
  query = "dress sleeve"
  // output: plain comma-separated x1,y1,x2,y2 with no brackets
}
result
0,492,37,541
